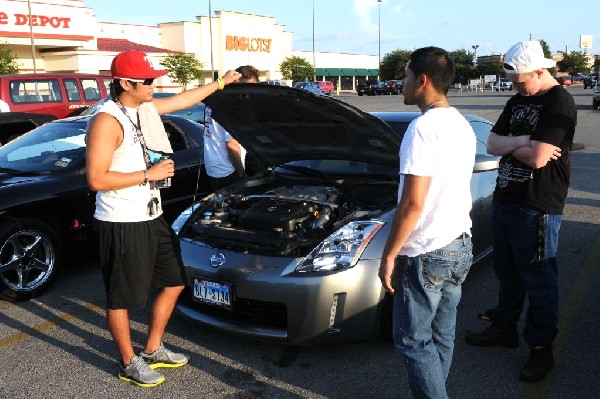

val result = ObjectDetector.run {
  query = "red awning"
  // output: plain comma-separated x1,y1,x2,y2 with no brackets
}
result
97,38,172,53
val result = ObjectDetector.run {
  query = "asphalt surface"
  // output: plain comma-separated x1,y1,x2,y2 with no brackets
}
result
0,86,598,399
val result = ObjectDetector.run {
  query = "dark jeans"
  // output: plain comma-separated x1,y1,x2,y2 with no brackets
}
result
486,202,561,346
209,171,243,191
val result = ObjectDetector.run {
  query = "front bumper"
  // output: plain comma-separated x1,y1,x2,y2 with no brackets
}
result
176,238,385,345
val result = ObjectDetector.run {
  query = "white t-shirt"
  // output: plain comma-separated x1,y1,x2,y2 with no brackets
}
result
397,107,475,257
203,106,237,178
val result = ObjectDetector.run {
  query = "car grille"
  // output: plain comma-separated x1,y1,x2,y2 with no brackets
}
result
179,289,288,329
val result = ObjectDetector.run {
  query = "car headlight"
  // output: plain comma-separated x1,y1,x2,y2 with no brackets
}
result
296,220,384,273
171,203,201,235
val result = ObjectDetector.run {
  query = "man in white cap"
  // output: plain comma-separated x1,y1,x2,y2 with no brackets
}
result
465,41,577,383
86,50,241,387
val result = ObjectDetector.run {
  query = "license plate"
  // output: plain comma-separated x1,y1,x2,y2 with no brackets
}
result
193,278,232,310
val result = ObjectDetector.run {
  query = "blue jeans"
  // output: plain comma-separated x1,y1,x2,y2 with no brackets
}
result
485,202,561,346
393,235,473,399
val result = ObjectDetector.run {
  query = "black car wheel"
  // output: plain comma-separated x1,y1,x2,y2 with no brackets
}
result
0,218,61,301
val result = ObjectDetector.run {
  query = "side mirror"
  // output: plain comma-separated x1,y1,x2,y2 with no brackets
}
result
473,154,500,172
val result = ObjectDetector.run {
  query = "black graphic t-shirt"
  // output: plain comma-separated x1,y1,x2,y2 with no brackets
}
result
492,85,576,214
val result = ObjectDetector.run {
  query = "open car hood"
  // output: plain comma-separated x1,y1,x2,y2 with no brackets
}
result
204,84,401,168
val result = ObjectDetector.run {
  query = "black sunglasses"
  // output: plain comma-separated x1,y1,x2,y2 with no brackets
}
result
127,78,155,85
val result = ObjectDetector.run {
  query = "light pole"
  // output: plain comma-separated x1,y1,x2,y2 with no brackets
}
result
27,0,37,73
312,0,316,80
208,0,215,81
471,44,479,66
377,0,382,78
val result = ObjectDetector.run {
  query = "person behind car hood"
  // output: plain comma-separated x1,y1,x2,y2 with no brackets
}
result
203,65,259,191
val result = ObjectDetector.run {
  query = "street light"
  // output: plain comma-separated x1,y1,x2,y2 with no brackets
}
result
208,0,215,81
377,0,382,77
312,0,316,80
27,0,37,73
471,44,479,66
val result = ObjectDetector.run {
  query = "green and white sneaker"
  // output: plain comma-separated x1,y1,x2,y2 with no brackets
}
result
139,342,189,369
118,355,165,387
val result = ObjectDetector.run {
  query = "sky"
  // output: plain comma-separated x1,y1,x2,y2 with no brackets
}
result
84,0,597,58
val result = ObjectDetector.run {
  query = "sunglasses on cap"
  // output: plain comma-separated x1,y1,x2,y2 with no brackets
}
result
126,77,155,85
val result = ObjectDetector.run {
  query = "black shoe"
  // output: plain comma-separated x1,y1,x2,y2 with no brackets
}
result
465,322,519,348
520,345,554,382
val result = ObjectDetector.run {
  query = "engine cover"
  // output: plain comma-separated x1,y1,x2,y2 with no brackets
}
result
239,198,315,232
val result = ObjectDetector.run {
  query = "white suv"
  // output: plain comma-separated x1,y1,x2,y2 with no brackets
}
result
494,78,513,91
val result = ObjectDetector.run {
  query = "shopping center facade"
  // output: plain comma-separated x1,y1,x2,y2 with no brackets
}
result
1,0,379,91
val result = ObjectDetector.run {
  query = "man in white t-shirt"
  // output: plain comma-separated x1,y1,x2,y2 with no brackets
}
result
378,46,476,399
204,65,259,190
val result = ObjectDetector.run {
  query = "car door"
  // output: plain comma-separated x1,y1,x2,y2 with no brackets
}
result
469,119,500,261
159,117,209,222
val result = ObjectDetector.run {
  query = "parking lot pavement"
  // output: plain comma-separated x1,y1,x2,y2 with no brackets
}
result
0,87,598,399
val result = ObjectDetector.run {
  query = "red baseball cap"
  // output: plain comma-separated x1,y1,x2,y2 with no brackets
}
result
110,50,168,79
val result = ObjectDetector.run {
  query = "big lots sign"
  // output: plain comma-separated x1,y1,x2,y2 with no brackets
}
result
0,11,71,28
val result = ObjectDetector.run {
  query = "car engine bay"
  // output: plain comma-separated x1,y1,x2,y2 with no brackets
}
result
182,177,398,256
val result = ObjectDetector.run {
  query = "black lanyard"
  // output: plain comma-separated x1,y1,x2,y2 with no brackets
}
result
115,100,152,169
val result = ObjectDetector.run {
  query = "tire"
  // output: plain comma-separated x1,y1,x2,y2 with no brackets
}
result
357,92,363,96
594,98,600,110
0,218,62,302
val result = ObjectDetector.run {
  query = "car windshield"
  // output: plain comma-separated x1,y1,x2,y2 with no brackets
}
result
0,121,87,173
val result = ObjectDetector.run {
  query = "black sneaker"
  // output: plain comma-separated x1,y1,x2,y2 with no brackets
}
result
465,322,519,348
520,345,554,382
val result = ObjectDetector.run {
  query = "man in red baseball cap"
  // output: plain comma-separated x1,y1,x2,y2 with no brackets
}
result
86,50,240,387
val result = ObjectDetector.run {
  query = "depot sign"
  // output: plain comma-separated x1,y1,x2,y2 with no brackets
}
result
0,12,71,28
226,35,272,53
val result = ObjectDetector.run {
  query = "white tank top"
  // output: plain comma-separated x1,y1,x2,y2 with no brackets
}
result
91,99,162,222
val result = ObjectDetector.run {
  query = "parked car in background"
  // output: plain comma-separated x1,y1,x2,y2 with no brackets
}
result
494,78,513,91
593,81,600,110
315,80,335,95
172,84,499,345
293,81,325,95
555,76,572,86
0,73,111,119
262,80,288,87
583,74,598,89
356,80,384,96
0,112,56,145
380,79,403,95
0,114,211,302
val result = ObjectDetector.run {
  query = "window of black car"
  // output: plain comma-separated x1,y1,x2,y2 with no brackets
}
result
0,122,86,173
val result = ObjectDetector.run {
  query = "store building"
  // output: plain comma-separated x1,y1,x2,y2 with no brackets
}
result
0,0,378,92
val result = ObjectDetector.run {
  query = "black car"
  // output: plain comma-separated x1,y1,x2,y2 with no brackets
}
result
380,79,403,95
356,80,384,96
0,114,210,301
0,112,56,145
